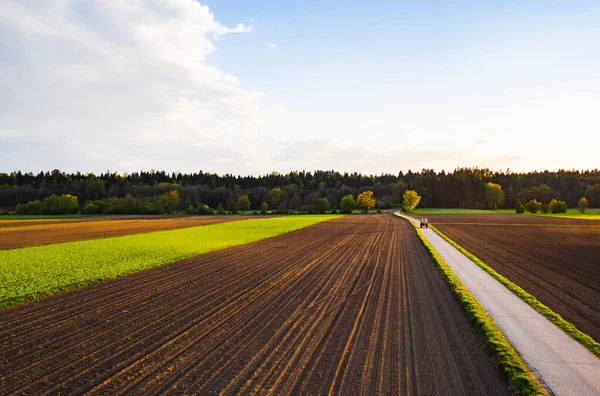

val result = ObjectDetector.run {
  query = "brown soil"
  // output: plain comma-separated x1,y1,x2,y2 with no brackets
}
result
432,215,600,342
0,217,248,249
0,215,508,395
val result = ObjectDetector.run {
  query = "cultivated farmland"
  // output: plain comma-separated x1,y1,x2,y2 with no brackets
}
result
0,216,250,249
0,216,336,307
428,214,600,343
0,215,509,395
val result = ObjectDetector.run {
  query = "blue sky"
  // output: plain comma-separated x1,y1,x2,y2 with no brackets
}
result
1,1,599,174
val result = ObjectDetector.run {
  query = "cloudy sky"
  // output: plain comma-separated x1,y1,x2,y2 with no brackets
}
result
1,1,599,175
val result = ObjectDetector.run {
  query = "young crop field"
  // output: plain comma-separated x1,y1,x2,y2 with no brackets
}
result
0,215,509,395
0,216,249,249
429,214,600,343
0,216,337,307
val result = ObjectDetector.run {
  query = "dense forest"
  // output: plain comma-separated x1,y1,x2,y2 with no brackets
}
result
1,168,599,214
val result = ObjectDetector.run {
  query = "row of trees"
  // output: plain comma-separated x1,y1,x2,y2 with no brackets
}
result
516,197,589,214
2,168,599,213
12,190,385,216
15,194,79,215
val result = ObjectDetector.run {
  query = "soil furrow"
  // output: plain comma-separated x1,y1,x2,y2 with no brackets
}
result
0,215,510,395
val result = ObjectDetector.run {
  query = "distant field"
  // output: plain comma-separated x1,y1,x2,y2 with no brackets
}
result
412,208,498,215
0,216,340,307
0,217,248,249
422,214,600,226
495,208,600,219
412,207,600,219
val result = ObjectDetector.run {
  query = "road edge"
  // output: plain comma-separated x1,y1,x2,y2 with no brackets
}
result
429,224,600,359
395,214,546,396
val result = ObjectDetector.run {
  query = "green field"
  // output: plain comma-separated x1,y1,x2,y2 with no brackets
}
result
0,215,340,307
412,208,500,215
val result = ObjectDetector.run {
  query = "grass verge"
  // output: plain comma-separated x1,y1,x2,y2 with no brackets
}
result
0,215,340,308
397,215,546,395
430,225,600,359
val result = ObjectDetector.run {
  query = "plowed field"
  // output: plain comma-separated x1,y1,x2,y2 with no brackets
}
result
0,215,508,395
0,217,246,249
429,215,600,343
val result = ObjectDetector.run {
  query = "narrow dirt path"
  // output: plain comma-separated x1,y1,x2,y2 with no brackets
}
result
0,215,509,395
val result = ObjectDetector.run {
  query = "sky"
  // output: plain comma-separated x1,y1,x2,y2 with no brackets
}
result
1,0,599,175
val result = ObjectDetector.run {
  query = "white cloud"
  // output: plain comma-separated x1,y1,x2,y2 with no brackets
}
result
0,0,258,172
266,43,277,48
272,138,524,174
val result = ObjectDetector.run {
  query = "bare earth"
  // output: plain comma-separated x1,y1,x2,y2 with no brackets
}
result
0,215,508,395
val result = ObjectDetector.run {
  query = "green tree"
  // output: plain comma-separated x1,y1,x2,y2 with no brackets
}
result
289,194,302,211
549,199,567,214
40,194,79,215
266,187,282,209
26,200,42,215
315,197,331,214
87,178,105,200
237,194,251,212
197,203,213,215
157,190,179,214
357,191,376,213
15,203,27,215
584,184,600,207
402,190,421,213
540,203,550,214
186,204,197,215
83,202,101,214
577,197,589,213
484,182,505,209
518,184,554,204
391,180,407,203
216,202,225,215
227,200,238,214
525,199,542,214
516,201,525,214
340,194,356,214
260,202,269,214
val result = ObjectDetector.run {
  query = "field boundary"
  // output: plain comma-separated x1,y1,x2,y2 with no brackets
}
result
397,215,546,395
430,225,600,359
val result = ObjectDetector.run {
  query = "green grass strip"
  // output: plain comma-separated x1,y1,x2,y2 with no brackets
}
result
0,215,341,308
399,216,546,395
412,208,500,214
431,225,600,359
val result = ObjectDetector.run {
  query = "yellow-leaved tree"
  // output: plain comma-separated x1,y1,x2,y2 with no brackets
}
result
402,190,421,213
357,191,376,213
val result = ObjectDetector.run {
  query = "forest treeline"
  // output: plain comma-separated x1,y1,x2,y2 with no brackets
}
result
1,168,599,214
